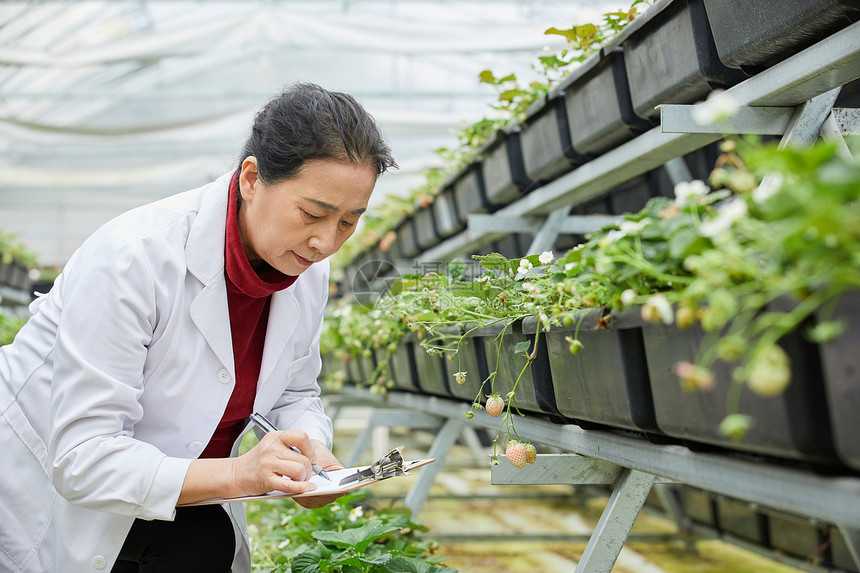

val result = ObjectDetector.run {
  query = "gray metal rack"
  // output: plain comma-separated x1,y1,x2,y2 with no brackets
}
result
331,20,860,573
338,386,860,572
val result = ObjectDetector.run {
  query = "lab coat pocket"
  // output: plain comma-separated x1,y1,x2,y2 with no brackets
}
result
287,351,312,376
0,402,56,571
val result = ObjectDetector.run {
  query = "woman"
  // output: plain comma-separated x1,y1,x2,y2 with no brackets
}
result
0,83,396,572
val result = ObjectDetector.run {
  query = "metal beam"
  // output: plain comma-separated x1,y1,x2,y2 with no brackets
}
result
338,388,860,529
659,104,794,135
491,454,624,486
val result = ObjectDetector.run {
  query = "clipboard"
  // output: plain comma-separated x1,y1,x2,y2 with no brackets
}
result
179,447,435,507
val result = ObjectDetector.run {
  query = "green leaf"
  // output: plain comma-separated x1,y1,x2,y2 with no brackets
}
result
312,520,403,553
478,69,495,84
513,340,531,355
291,551,322,573
473,253,511,274
544,26,579,42
387,555,460,573
450,282,482,298
448,259,466,282
360,553,393,565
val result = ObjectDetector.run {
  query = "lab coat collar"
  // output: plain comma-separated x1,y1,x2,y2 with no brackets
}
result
186,172,232,285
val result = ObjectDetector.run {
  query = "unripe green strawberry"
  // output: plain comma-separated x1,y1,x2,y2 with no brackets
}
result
505,441,527,469
524,442,537,464
485,394,504,417
747,344,790,397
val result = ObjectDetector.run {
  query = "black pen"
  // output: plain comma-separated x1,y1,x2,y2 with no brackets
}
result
249,412,331,481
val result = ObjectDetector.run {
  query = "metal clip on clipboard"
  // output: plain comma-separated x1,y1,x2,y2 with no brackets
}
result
339,446,406,486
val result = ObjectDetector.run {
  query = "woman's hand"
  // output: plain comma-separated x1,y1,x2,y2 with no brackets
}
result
293,440,344,509
229,430,319,497
178,433,341,506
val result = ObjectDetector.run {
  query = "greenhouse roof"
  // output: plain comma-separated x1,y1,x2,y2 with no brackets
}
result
0,0,616,267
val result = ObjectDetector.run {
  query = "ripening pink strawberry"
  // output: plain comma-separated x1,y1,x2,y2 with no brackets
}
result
505,441,527,469
485,394,505,417
524,442,537,464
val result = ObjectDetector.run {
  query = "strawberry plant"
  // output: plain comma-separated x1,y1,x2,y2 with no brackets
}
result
0,313,25,346
248,491,456,572
323,132,860,448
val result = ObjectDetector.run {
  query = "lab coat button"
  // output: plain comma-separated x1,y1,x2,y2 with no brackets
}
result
92,555,107,570
188,441,203,453
217,369,231,383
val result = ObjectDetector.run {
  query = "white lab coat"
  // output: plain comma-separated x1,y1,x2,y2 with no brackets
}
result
0,172,333,572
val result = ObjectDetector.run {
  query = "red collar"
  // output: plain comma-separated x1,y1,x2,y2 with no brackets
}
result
225,171,297,297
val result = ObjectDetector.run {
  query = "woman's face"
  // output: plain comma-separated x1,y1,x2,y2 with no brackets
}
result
237,157,376,276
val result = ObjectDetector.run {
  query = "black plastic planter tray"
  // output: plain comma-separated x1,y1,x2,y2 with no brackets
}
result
604,174,655,215
436,326,489,403
559,47,652,157
359,352,376,386
613,0,744,123
451,163,491,226
451,162,493,227
715,498,769,545
516,93,587,183
1,260,29,291
817,291,860,472
411,337,453,398
527,309,660,434
491,233,531,260
479,129,534,207
703,0,860,74
413,205,440,251
344,354,364,385
432,184,464,239
384,341,422,393
393,217,420,259
640,317,837,465
476,320,559,416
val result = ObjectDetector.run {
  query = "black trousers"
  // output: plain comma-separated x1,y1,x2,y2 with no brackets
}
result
111,504,235,572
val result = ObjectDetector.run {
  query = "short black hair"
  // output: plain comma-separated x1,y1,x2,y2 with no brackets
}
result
238,82,397,184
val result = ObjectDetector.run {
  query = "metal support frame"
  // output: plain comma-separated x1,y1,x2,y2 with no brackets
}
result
337,388,860,529
493,454,675,571
403,417,466,516
650,484,697,554
837,524,860,570
466,213,618,238
662,156,693,186
660,104,795,135
336,380,860,568
345,409,443,467
576,469,658,572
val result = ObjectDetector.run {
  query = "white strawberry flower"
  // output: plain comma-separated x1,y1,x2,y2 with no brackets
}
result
621,289,637,306
700,198,748,238
517,258,533,275
692,89,740,125
539,251,554,265
674,180,709,204
641,293,673,324
619,218,651,235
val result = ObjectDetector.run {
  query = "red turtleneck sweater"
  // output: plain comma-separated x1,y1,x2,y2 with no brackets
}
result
200,173,297,458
